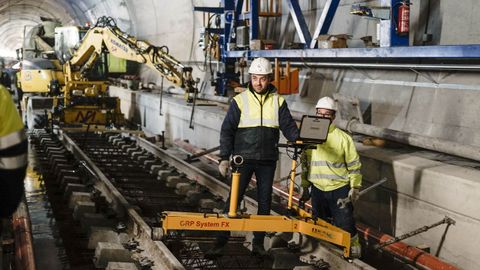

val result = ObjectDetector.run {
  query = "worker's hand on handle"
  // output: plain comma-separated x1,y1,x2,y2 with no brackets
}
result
218,160,230,177
348,187,360,203
299,187,311,203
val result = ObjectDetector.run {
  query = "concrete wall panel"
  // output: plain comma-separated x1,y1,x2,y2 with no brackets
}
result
357,145,480,269
358,189,479,270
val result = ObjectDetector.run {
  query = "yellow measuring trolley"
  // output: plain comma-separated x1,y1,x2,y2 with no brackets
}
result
162,115,353,258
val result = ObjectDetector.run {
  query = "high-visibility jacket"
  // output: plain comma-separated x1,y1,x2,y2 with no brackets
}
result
219,84,298,161
301,124,362,191
0,84,27,217
0,84,27,170
234,87,281,128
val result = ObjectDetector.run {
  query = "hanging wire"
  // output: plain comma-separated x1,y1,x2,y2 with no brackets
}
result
280,145,309,192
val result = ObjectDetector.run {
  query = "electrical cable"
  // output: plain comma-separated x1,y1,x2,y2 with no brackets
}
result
281,144,308,192
422,0,431,46
159,45,169,55
207,14,221,78
189,0,208,72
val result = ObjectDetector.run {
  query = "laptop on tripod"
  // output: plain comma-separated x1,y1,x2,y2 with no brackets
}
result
297,115,331,145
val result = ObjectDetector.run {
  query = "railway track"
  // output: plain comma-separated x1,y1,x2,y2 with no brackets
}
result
30,129,317,270
28,127,460,270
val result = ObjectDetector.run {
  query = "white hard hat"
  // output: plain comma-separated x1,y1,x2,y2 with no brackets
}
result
316,96,337,111
248,57,272,75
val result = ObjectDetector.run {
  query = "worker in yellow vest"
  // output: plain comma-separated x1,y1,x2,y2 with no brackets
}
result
300,96,362,258
0,84,27,219
207,57,299,258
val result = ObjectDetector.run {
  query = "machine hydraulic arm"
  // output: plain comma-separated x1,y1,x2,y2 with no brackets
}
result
65,16,195,93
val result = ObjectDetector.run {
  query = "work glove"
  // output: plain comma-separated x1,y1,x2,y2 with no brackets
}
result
348,188,360,203
218,160,230,177
299,187,311,203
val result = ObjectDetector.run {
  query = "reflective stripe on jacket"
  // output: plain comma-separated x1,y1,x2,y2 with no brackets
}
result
233,88,283,128
301,124,362,191
0,153,28,170
231,88,284,160
0,85,27,170
0,129,26,150
219,84,299,161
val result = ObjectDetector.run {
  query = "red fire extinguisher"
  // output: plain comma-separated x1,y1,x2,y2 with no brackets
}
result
397,0,410,35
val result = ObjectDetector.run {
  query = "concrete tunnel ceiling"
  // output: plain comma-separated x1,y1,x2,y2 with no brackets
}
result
0,0,133,58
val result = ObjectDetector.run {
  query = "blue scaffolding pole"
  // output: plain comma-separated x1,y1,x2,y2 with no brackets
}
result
194,0,480,97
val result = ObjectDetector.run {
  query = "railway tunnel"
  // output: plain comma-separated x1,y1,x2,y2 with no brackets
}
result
0,1,478,269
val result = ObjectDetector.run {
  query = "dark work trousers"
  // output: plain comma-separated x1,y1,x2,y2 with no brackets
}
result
216,160,277,245
310,184,357,236
0,167,26,218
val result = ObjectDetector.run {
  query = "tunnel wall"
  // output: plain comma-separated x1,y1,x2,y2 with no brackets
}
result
116,0,480,148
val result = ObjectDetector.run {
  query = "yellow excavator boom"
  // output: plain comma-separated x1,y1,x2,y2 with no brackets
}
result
66,16,195,92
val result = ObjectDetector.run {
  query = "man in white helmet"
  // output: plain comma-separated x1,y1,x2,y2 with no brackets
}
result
300,96,362,258
208,57,298,258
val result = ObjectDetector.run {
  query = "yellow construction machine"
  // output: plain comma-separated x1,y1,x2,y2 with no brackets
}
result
16,18,64,128
18,16,196,128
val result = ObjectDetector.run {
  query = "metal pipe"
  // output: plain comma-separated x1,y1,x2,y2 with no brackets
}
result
375,216,455,250
336,119,480,162
173,139,304,204
12,199,36,270
289,61,480,71
187,145,220,160
157,86,229,103
287,158,297,209
194,92,229,103
228,172,241,217
357,223,460,270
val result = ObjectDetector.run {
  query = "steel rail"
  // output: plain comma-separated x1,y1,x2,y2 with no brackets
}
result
137,136,375,270
172,139,307,207
58,131,185,270
12,199,36,270
134,136,261,214
53,130,372,269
